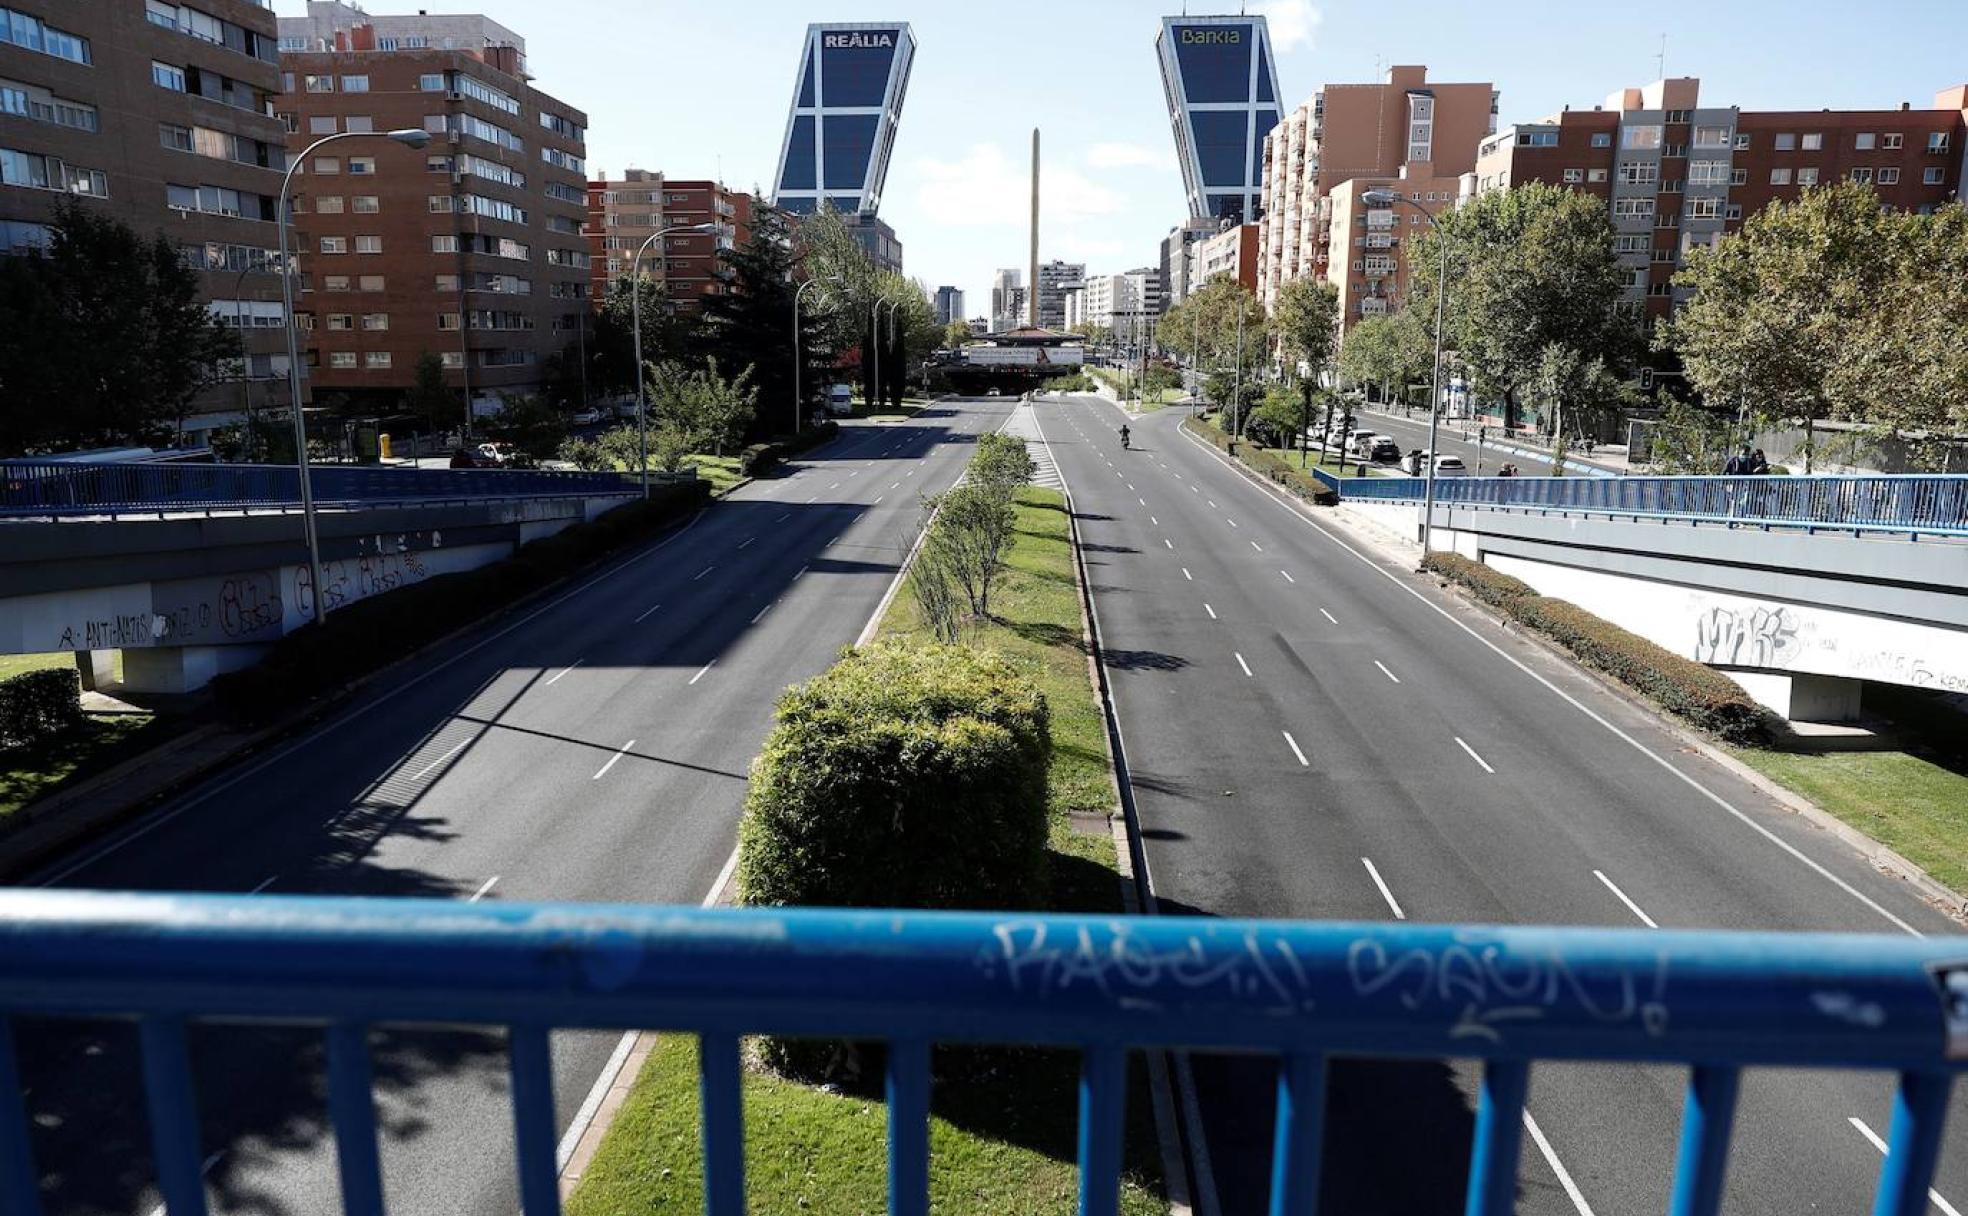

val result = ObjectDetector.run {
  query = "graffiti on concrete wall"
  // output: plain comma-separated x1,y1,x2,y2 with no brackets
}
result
292,551,430,620
54,613,155,651
1693,604,1800,667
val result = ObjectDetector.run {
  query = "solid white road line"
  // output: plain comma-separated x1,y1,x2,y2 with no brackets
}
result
543,658,583,686
1204,603,1218,620
410,737,473,780
1849,1117,1965,1216
1150,516,1159,525
1234,653,1252,678
1282,730,1310,767
1163,538,1174,549
890,481,901,490
1281,571,1297,585
688,660,715,686
1191,485,1199,493
1361,857,1405,919
793,565,808,581
1454,736,1496,774
1374,660,1401,684
828,481,840,490
692,565,715,581
1524,1112,1599,1216
873,494,885,505
1593,869,1658,928
591,740,635,780
1226,518,1239,529
1177,419,1930,939
1317,606,1334,623
1249,540,1262,552
1207,499,1217,508
1181,567,1192,580
468,875,499,903
751,601,774,624
249,875,277,894
634,601,662,622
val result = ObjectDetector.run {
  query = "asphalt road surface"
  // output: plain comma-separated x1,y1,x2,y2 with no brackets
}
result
1039,395,1965,1216
1339,405,1611,478
16,398,1010,1216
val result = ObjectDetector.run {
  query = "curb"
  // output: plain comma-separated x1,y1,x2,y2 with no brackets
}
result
3,501,709,883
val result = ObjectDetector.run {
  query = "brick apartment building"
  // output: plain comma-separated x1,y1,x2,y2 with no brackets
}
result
1257,65,1498,327
1191,222,1258,292
1,0,291,436
583,168,748,309
277,1,589,414
1476,77,1968,326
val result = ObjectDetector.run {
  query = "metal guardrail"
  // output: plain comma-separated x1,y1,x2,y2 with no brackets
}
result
0,460,643,517
1325,472,1968,537
2,891,1964,1216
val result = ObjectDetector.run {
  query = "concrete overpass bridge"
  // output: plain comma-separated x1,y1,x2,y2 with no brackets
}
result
1320,471,1968,721
0,460,652,692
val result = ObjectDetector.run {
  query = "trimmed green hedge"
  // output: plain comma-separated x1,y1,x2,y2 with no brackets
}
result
1422,553,1772,743
737,419,842,478
1419,552,1537,611
736,640,1050,912
208,482,707,726
0,668,84,751
1184,415,1340,507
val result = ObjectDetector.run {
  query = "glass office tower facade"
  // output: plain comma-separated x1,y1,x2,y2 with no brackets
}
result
772,22,916,216
1155,15,1281,224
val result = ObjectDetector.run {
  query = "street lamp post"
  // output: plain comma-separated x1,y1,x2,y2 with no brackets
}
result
629,223,717,498
879,297,905,410
792,277,836,432
873,297,900,411
1362,188,1451,558
278,127,430,627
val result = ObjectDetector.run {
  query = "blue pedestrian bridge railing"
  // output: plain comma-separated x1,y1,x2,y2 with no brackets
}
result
0,460,646,517
1321,471,1968,538
2,891,1965,1216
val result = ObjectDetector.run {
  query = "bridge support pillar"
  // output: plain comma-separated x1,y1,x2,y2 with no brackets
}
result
1726,671,1864,724
75,650,116,692
120,645,270,695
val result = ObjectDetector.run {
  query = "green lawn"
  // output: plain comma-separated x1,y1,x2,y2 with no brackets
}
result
2,712,160,821
566,486,1165,1216
1086,368,1181,411
686,455,745,497
0,652,73,681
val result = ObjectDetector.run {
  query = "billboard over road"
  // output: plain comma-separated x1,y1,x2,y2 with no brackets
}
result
962,345,1085,367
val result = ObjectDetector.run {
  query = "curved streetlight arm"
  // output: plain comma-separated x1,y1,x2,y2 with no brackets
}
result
628,223,717,497
792,277,839,431
277,127,429,626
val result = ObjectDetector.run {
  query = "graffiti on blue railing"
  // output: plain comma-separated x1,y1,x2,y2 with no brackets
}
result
983,919,1322,1013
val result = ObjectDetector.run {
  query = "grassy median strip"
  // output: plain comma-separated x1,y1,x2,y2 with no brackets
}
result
566,485,1164,1216
1,712,161,822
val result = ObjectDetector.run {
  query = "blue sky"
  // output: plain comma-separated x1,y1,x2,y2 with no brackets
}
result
277,1,1967,318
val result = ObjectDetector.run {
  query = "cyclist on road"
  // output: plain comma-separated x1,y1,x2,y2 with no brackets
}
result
1119,424,1131,450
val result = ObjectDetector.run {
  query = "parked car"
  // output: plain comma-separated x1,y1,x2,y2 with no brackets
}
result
569,407,603,426
1348,432,1382,458
448,447,496,469
1433,455,1469,477
477,441,517,466
1367,437,1402,464
985,387,1001,396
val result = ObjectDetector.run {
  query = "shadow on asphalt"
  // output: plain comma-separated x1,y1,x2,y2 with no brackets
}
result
18,411,996,1216
1150,892,1478,1216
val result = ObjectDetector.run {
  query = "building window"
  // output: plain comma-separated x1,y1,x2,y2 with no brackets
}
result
1856,133,1876,150
432,235,458,253
1614,234,1648,253
325,314,352,330
1648,282,1672,297
329,351,357,368
1725,204,1743,220
1925,167,1945,185
1590,132,1612,148
1618,162,1658,186
429,195,453,212
1774,133,1796,151
315,157,340,174
322,275,349,291
319,236,347,254
5,80,99,132
345,116,373,134
419,73,445,91
358,275,383,291
1613,197,1654,217
1734,133,1751,150
1,8,91,63
0,148,108,196
305,74,334,93
348,157,375,175
314,195,344,213
352,196,379,213
1651,247,1675,262
308,116,336,135
361,313,388,330
340,75,369,93
363,351,390,369
440,351,464,368
1562,168,1583,183
1883,133,1904,149
1850,167,1874,184
1587,168,1608,183
159,123,194,151
437,312,461,330
427,155,454,173
1878,167,1900,185
153,62,187,91
1801,133,1823,151
1689,160,1729,185
1928,132,1951,152
1693,126,1730,148
1797,167,1819,186
354,235,381,253
1729,168,1747,186
1662,143,1685,159
435,275,459,291
1687,197,1722,219
1621,125,1662,150
1769,168,1791,185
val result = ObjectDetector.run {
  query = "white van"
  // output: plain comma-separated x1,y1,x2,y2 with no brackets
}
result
827,384,854,415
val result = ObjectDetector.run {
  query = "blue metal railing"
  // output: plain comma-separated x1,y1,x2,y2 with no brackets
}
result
2,891,1965,1216
1325,472,1968,537
0,460,644,517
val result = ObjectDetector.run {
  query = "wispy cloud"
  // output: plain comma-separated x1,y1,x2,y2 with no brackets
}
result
1087,141,1172,171
911,142,1125,229
1253,0,1321,52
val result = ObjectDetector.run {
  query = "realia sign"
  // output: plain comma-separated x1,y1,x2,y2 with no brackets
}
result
823,31,895,49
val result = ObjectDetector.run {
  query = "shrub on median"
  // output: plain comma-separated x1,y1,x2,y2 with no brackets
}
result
735,640,1050,913
0,668,84,751
1420,553,1772,743
207,482,707,726
1184,415,1340,507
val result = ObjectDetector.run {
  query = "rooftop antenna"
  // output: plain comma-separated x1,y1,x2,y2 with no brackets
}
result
1655,34,1666,81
